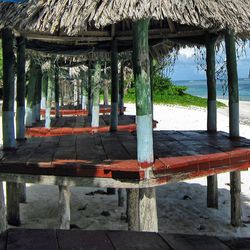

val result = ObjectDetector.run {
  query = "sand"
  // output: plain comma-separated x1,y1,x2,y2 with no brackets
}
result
0,101,250,237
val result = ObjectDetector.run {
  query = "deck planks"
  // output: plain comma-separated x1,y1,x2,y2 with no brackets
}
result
0,229,249,250
0,131,249,187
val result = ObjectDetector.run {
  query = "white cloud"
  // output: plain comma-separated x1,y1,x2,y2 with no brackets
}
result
179,48,195,58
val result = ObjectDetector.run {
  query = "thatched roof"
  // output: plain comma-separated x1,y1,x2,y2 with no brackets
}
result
0,0,249,36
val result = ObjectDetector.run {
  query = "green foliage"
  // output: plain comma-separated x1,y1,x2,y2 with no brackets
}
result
124,72,226,108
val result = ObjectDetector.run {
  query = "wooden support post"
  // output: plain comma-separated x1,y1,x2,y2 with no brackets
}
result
16,36,26,140
88,63,92,115
2,28,16,149
45,69,54,129
225,29,242,227
110,39,119,131
0,183,7,232
119,61,125,115
91,62,101,127
7,182,20,226
54,65,60,118
18,183,26,203
118,188,126,207
206,34,218,209
35,65,42,122
149,55,154,118
73,80,78,108
127,189,139,231
41,70,48,110
58,185,71,230
26,59,36,127
81,71,88,110
132,19,158,232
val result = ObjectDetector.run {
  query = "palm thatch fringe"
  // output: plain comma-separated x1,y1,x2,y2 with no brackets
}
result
0,0,249,36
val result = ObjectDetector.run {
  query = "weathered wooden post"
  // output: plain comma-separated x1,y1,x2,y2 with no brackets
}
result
130,19,158,232
206,34,218,209
26,58,36,127
58,185,71,229
91,62,101,128
35,65,42,122
16,36,26,140
81,70,88,110
110,39,119,131
16,36,27,203
2,28,17,228
127,189,139,231
2,28,16,149
73,80,78,108
119,61,125,115
118,188,126,207
88,62,93,115
7,182,20,226
225,29,242,227
45,67,54,129
0,183,6,232
55,65,60,118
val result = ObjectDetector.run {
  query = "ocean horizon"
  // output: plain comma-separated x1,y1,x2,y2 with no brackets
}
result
174,78,250,101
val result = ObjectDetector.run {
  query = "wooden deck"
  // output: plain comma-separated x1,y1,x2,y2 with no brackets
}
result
0,228,249,249
0,131,249,188
26,115,155,137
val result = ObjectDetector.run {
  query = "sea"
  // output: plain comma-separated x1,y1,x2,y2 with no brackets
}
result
174,79,250,102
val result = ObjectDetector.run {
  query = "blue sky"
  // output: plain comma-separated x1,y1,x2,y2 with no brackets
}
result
170,42,250,81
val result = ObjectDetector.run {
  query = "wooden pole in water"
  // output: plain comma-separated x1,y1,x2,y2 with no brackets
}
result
16,36,26,140
91,62,101,128
206,34,218,209
225,29,242,227
6,182,20,226
110,39,119,131
132,19,158,232
45,68,54,129
2,28,16,149
54,65,60,118
119,61,124,115
58,185,71,229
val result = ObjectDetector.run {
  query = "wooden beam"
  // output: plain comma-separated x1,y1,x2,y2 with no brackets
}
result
225,29,242,227
132,19,158,232
110,39,119,132
2,28,16,149
16,36,26,140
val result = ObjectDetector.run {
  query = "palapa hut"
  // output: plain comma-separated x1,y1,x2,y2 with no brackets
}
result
0,0,250,234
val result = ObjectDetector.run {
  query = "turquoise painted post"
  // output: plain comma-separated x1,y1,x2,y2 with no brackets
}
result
225,29,242,227
45,68,54,129
2,28,16,149
91,62,101,127
119,61,124,115
132,19,158,232
16,36,26,140
110,39,119,131
55,65,60,118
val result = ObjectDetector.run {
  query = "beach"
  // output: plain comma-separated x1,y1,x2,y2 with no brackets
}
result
0,101,250,237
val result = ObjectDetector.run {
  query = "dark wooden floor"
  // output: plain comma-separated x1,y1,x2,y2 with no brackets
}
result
0,131,249,187
0,229,249,250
